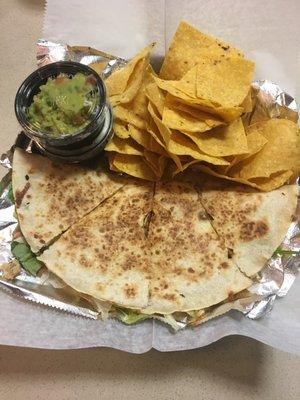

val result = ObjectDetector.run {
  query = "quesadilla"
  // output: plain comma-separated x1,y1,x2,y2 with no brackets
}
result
12,148,125,253
143,181,252,314
199,178,298,277
39,179,252,315
39,182,154,309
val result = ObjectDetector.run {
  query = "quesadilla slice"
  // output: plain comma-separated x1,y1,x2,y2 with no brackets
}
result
39,182,154,309
199,178,298,277
12,148,125,253
142,181,252,314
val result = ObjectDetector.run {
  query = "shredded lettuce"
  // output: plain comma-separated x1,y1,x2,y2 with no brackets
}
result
273,248,299,257
116,308,150,324
11,241,43,275
7,182,14,203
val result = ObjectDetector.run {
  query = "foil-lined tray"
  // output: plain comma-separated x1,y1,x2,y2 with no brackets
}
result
0,40,299,330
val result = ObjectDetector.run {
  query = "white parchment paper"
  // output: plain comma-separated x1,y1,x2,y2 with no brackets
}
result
1,0,299,354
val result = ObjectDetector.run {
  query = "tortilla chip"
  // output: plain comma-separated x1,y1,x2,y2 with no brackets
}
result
113,105,147,130
160,21,244,80
109,153,157,181
172,65,197,98
143,150,166,178
196,56,254,108
195,165,294,191
148,103,182,170
145,82,165,116
241,89,253,113
170,159,203,177
153,76,243,122
117,57,148,104
230,119,300,179
226,130,268,171
113,120,130,139
105,43,154,96
181,118,248,157
162,104,223,133
164,95,223,130
126,66,154,122
168,132,230,165
128,125,167,155
249,171,294,191
105,136,144,156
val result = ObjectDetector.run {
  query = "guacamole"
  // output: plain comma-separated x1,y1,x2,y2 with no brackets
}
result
27,72,99,137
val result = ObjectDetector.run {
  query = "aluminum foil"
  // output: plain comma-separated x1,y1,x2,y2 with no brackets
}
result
0,42,299,330
37,39,126,79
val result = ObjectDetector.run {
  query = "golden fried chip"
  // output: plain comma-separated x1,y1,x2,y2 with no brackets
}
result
113,120,130,139
196,57,254,108
105,136,144,156
227,130,268,171
168,132,230,165
128,125,167,155
117,57,148,104
126,66,154,122
143,150,166,178
181,118,248,157
162,104,223,133
171,159,201,177
114,105,147,130
148,103,182,170
153,76,243,122
105,43,154,96
109,153,157,181
249,171,294,191
195,165,294,191
164,95,223,130
160,21,244,80
241,89,253,113
145,82,165,116
230,119,300,179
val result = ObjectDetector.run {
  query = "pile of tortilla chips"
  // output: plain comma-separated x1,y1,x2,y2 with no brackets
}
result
104,21,300,190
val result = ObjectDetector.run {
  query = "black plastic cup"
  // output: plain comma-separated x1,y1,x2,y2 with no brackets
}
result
15,61,113,163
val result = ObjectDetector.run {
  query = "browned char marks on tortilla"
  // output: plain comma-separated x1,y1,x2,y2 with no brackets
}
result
239,220,269,242
15,182,30,208
123,283,138,299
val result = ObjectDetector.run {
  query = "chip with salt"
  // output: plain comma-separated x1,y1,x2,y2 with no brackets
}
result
230,119,300,179
160,21,244,80
153,75,243,122
105,136,144,156
148,103,182,170
226,130,268,172
196,56,254,109
195,165,294,191
128,125,167,155
143,150,167,178
113,105,148,130
108,153,157,181
181,118,248,157
162,103,223,133
105,43,154,96
113,120,130,139
168,132,230,166
145,82,165,116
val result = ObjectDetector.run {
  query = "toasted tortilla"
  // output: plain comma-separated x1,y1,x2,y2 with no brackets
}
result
142,181,252,314
39,182,154,309
12,148,124,253
38,179,251,314
199,178,298,277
